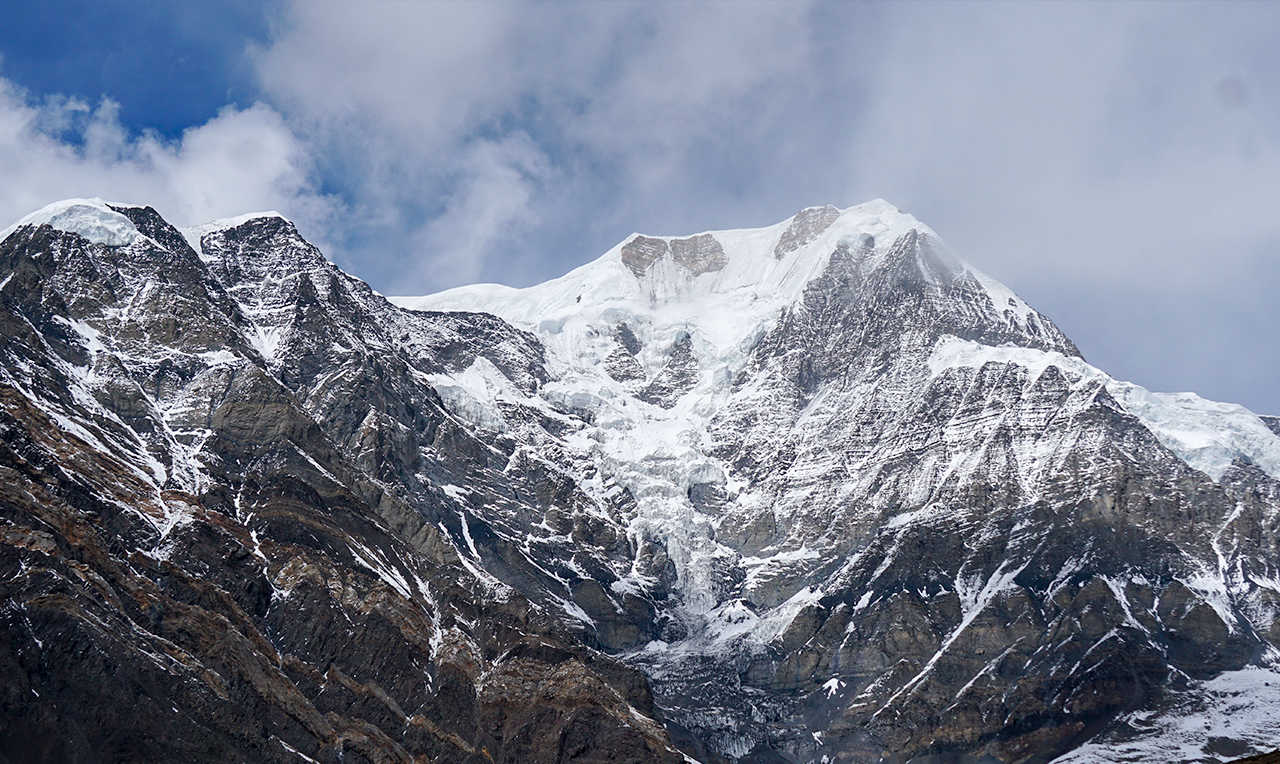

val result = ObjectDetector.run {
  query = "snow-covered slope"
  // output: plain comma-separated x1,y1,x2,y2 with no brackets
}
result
0,197,144,247
397,200,1280,489
396,200,1056,400
392,201,1082,619
1055,665,1280,763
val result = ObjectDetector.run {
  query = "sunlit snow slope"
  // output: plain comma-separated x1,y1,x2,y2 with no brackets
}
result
397,200,1280,490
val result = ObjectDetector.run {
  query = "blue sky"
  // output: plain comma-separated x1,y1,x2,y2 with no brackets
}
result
2,1,1279,415
0,1,269,138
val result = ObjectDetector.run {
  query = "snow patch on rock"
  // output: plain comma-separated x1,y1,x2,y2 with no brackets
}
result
930,336,1280,482
180,211,287,259
1053,665,1280,764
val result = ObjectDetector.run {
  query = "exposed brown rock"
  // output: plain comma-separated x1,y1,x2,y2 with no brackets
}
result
620,233,727,278
620,235,669,278
773,205,841,259
670,233,728,275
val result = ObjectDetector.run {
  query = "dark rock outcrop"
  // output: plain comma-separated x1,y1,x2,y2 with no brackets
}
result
638,335,699,409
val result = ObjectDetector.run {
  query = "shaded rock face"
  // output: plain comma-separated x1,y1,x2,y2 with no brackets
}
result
605,345,646,384
3,200,1280,764
0,214,686,764
605,323,646,384
614,323,643,356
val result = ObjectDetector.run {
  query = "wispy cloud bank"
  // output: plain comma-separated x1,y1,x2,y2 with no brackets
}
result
848,3,1280,288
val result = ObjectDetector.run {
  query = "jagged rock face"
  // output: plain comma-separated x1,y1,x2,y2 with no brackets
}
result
0,202,686,764
182,212,660,658
4,197,1280,764
605,323,646,385
639,335,700,409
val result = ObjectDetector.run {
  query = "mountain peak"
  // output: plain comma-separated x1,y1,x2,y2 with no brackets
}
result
393,200,1057,372
0,200,295,256
179,211,291,258
183,209,288,235
400,201,936,319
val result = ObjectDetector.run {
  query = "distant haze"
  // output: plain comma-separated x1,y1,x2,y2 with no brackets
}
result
0,1,1277,413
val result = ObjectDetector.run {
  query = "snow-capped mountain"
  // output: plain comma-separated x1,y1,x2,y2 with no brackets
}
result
2,197,1278,764
392,200,1280,762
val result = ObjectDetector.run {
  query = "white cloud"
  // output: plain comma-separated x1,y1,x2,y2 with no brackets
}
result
9,1,1277,412
254,1,826,292
0,77,335,239
845,2,1280,291
414,134,553,288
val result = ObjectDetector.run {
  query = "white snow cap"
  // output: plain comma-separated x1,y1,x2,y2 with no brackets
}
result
194,210,288,230
0,198,142,247
393,199,935,343
401,198,1280,485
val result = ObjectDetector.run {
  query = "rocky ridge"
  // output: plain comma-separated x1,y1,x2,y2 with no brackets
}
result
0,200,686,764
